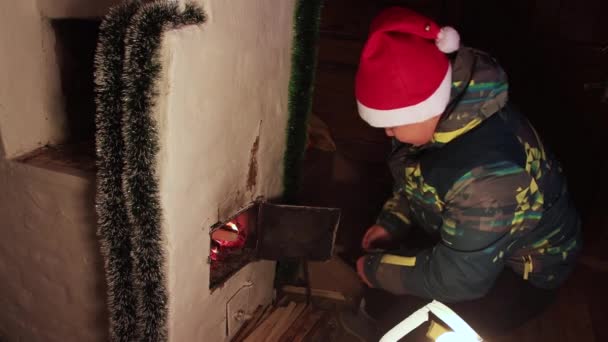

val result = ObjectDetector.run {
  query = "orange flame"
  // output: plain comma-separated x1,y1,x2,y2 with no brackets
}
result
226,222,239,232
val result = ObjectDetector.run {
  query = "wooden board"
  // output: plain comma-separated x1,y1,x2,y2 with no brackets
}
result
265,302,300,342
232,305,270,342
243,306,286,342
307,256,364,305
233,294,343,342
297,311,332,342
282,285,348,302
277,305,315,342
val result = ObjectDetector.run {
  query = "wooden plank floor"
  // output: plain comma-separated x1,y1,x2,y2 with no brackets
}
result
492,265,604,341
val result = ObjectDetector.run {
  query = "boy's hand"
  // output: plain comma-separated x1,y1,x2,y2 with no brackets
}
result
362,224,391,250
356,256,374,287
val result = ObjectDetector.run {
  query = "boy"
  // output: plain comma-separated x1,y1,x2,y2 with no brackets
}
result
354,6,581,313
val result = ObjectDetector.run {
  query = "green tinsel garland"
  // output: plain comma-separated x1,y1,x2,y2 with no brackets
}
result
276,0,325,285
94,2,142,340
282,0,324,203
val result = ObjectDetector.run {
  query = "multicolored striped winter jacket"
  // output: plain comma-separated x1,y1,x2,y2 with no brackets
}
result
363,47,582,302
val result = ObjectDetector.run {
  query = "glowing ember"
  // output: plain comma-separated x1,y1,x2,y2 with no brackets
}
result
209,245,221,261
227,222,239,232
209,220,248,263
209,203,258,289
212,221,247,248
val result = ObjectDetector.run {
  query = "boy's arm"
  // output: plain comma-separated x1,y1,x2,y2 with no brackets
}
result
376,189,413,239
363,162,542,302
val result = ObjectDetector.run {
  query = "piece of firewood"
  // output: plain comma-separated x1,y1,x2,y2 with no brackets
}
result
288,310,326,342
304,310,339,342
232,305,270,342
211,229,239,242
308,257,364,303
267,302,307,342
243,306,285,342
282,285,347,302
277,305,314,342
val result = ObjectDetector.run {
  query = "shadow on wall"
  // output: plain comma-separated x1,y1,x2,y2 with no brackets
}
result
306,0,607,263
315,0,608,218
51,19,100,144
456,0,608,216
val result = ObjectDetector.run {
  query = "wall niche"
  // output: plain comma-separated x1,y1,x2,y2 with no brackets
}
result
14,19,100,175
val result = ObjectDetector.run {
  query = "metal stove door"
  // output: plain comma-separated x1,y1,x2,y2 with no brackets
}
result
257,202,340,261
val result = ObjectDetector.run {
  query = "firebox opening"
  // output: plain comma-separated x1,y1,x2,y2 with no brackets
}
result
209,202,260,290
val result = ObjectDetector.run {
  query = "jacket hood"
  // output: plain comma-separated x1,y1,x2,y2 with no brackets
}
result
391,47,509,156
432,47,509,146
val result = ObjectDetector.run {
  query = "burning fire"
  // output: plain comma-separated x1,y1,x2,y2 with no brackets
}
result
226,222,239,232
209,221,247,262
210,245,220,261
212,221,244,246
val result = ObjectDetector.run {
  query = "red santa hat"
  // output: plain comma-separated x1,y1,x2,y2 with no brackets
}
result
355,7,460,128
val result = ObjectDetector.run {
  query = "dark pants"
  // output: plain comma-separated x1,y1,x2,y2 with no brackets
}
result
364,269,557,340
361,224,558,340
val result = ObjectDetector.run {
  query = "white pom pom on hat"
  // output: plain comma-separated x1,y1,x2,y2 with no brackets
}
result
436,26,460,54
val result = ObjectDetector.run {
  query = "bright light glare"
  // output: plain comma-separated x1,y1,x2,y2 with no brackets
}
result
226,222,239,232
436,332,477,342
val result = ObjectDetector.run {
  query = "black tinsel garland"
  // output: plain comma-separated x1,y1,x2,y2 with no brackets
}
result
95,2,204,341
94,2,142,341
121,2,204,341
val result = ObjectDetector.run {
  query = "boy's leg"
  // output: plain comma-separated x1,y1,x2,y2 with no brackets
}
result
451,269,557,338
365,269,557,340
